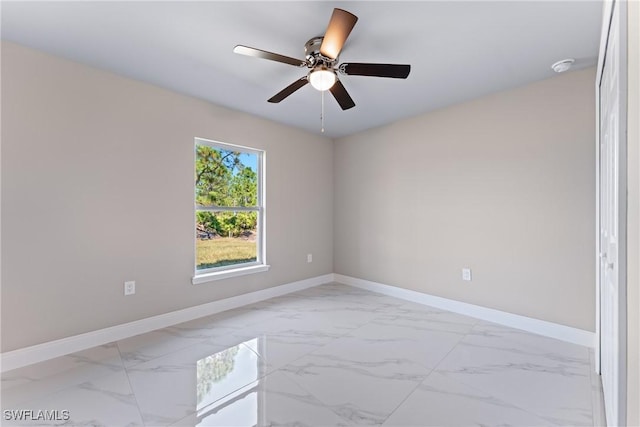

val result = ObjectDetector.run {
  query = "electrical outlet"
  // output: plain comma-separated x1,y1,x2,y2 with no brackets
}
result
307,254,313,263
462,268,472,281
124,281,136,296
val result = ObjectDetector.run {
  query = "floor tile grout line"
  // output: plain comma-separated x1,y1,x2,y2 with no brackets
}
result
264,302,408,425
116,340,148,427
427,321,580,427
377,315,480,425
285,288,491,425
274,365,354,425
376,369,436,426
157,293,365,424
1,344,129,413
267,292,479,425
111,303,290,426
166,365,285,427
115,300,291,371
117,331,227,371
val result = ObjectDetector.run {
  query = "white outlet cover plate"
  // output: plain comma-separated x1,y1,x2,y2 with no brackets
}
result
462,268,472,281
124,281,136,295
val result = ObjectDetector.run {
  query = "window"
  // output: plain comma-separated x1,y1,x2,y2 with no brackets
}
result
193,138,267,283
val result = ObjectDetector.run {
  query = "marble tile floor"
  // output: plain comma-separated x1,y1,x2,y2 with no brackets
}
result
1,283,605,426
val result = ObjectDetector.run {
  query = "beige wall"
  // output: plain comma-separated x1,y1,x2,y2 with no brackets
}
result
626,0,639,423
334,68,596,331
0,40,601,355
0,42,334,352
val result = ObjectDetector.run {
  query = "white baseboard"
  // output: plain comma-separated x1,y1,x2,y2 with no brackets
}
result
1,274,334,372
334,274,595,348
2,272,595,372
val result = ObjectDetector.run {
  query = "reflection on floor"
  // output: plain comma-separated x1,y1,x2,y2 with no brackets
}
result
2,283,605,426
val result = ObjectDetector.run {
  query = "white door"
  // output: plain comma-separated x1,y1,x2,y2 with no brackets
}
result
599,0,627,424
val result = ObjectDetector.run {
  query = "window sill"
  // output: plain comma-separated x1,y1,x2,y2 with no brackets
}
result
192,264,270,285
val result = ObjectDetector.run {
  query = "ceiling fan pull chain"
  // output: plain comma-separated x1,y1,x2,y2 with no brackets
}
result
321,89,325,133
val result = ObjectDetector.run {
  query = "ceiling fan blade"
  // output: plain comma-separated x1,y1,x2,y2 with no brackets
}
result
268,77,309,103
320,8,358,60
233,45,306,67
329,79,355,110
340,63,411,79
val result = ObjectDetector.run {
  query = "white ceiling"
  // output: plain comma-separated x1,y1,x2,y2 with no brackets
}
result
1,1,602,138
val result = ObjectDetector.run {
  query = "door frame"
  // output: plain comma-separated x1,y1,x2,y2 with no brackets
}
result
595,0,628,425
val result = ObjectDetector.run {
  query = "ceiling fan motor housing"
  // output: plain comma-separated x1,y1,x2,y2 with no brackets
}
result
305,37,337,68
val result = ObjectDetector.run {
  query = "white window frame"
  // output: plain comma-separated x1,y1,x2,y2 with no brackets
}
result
192,138,268,284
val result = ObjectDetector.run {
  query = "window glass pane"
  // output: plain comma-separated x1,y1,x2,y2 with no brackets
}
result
196,145,258,207
196,211,258,270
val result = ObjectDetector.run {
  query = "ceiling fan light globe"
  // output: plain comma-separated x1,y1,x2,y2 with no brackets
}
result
309,68,336,91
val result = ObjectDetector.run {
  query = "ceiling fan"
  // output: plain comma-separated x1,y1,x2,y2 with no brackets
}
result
233,8,411,110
